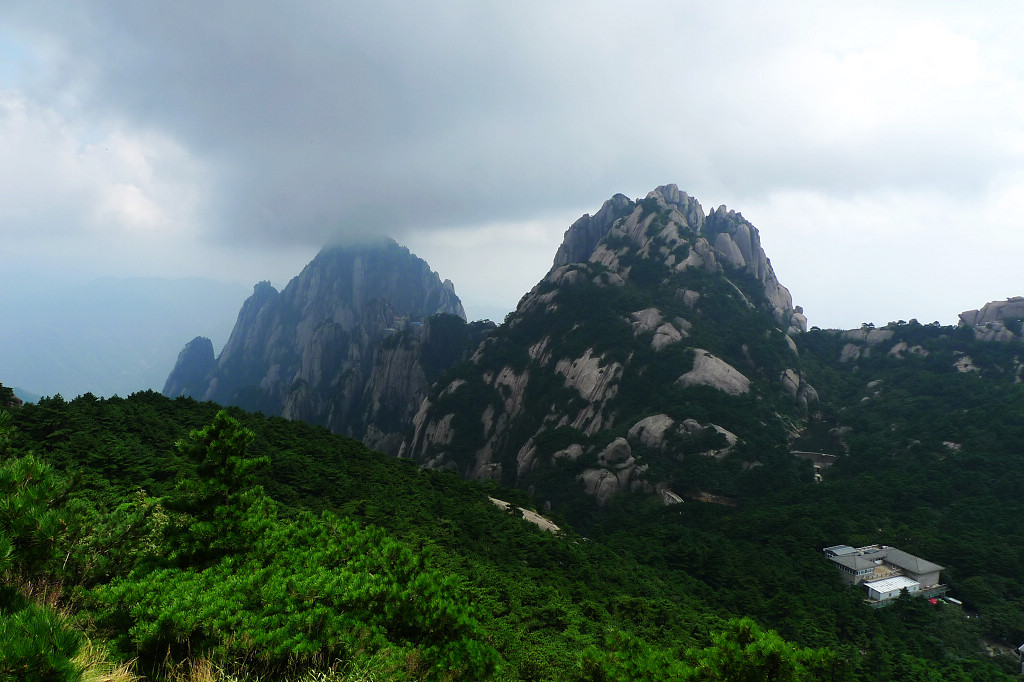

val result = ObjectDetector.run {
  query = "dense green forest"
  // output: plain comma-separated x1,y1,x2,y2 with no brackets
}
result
2,343,1023,681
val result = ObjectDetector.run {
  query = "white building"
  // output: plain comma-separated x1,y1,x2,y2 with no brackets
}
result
865,576,920,601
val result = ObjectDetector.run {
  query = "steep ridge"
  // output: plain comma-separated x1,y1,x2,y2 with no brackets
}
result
400,185,816,507
164,239,484,451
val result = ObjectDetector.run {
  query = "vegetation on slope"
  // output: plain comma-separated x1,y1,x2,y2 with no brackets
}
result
1,381,1020,680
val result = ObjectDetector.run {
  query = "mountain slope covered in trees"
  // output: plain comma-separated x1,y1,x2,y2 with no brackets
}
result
2,386,1022,680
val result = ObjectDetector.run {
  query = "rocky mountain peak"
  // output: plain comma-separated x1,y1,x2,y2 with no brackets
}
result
401,185,817,508
164,238,477,448
645,184,705,230
542,185,802,332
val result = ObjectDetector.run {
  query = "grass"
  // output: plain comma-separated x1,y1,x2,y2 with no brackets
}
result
74,638,138,682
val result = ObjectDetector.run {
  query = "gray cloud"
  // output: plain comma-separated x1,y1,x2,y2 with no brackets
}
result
2,1,1024,329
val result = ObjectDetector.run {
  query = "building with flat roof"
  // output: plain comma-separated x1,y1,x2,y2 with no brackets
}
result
823,544,946,604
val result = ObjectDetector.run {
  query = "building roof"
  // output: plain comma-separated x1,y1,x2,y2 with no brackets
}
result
823,544,856,556
826,544,943,576
830,553,878,571
883,548,944,574
865,576,919,594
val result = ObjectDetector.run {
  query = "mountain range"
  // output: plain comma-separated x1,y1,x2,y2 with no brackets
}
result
164,184,1024,513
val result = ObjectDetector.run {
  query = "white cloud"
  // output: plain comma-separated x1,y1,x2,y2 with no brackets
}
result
747,180,1024,329
401,213,578,323
0,86,214,279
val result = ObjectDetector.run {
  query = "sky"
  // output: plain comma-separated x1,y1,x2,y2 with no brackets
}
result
3,1,1024,331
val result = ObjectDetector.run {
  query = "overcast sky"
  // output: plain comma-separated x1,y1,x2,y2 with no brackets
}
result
3,1,1024,330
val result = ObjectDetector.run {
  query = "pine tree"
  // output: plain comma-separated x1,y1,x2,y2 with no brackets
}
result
163,410,270,567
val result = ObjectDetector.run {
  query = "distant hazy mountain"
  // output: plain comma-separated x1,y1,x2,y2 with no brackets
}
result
0,277,249,398
11,387,40,404
164,238,488,453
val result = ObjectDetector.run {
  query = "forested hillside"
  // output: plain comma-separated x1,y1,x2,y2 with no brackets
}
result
2,386,1021,680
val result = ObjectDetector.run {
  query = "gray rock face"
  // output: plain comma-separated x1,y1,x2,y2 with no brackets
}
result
841,328,895,345
546,186,801,327
628,414,676,450
959,298,1024,342
702,204,796,327
552,194,635,268
959,297,1024,328
598,437,632,465
779,368,819,412
163,336,216,399
677,350,751,396
0,381,23,410
839,343,862,363
888,342,929,359
164,239,477,448
954,355,980,373
628,308,686,350
551,184,803,331
577,436,652,506
789,307,808,335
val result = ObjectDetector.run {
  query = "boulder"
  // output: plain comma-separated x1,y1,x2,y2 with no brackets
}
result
839,344,861,363
629,308,664,336
677,350,751,395
577,468,621,505
553,443,584,462
780,369,801,399
628,414,676,450
598,437,632,465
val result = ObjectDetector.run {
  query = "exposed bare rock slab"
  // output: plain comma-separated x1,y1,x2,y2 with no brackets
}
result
677,349,751,395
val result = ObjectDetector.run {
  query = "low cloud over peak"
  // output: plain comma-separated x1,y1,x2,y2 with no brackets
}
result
2,1,1024,328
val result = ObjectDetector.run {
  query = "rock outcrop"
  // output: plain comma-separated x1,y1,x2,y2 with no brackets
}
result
677,350,751,396
959,298,1024,342
702,205,797,327
552,194,636,268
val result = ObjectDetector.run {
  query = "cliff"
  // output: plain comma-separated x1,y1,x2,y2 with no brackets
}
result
164,239,481,451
